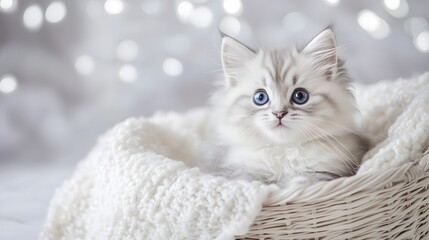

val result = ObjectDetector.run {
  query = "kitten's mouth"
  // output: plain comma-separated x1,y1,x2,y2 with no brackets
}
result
274,122,287,128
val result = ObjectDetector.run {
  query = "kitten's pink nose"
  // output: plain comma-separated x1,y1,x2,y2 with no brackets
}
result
272,111,287,119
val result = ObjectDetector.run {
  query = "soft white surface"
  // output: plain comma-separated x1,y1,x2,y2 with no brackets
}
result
0,164,73,240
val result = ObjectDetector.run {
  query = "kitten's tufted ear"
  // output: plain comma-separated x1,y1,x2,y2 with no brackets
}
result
221,33,256,86
302,28,337,79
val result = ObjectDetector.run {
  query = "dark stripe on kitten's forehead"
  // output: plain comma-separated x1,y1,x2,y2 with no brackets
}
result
285,55,296,85
267,69,276,86
266,49,303,91
274,52,284,84
267,50,289,84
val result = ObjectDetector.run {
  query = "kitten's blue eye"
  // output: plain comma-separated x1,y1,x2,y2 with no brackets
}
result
291,88,309,104
253,90,269,106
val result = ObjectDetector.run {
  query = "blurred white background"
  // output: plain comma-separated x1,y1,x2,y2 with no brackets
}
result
0,0,428,238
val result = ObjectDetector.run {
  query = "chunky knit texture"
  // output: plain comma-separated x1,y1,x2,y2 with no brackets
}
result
41,73,429,240
357,73,429,174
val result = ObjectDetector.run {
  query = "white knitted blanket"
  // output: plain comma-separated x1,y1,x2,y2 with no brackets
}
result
41,73,429,240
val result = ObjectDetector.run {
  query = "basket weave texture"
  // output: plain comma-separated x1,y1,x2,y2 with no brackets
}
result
240,161,429,239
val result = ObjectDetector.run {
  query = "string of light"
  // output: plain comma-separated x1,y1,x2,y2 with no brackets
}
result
0,0,427,95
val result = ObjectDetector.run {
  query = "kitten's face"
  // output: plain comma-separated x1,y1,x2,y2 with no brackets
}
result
215,29,357,146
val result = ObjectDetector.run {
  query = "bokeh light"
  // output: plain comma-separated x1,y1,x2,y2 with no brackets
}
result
358,10,390,39
104,0,124,15
383,0,409,18
219,16,241,37
116,40,139,62
163,58,183,76
415,31,429,53
75,55,95,75
23,4,44,31
223,0,242,15
190,6,212,28
0,0,17,12
176,1,194,23
119,64,137,82
383,0,400,10
45,1,67,23
0,74,18,93
323,0,340,7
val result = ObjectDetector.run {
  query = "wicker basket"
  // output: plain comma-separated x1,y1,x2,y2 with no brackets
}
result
234,74,429,239
238,159,429,239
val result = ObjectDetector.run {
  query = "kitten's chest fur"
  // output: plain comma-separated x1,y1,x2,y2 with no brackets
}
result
220,133,365,185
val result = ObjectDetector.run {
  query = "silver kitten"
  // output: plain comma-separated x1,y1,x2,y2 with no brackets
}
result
209,28,368,186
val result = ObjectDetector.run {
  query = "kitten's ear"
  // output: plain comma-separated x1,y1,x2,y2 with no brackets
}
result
221,33,256,86
302,28,337,78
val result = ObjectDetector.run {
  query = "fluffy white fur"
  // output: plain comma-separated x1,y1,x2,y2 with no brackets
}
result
41,73,429,240
210,29,368,185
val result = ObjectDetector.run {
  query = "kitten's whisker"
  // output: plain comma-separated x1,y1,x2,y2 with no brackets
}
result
305,121,358,163
239,125,256,136
238,123,263,140
303,124,355,169
295,128,317,169
299,124,352,174
302,116,360,135
298,121,357,174
295,117,357,162
299,125,353,175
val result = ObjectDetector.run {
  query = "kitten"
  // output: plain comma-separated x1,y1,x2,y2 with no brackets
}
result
209,28,368,186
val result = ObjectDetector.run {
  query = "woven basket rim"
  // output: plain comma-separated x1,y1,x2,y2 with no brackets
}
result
264,160,428,206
